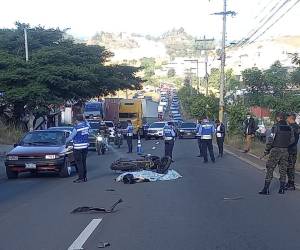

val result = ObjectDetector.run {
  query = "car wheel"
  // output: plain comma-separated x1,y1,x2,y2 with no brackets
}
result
6,166,18,179
59,158,72,178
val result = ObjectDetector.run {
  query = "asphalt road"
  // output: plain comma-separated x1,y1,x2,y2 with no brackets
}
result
1,138,300,250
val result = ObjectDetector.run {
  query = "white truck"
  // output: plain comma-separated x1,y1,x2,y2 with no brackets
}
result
142,99,159,124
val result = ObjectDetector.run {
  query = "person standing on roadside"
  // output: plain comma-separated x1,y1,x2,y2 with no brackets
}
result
126,120,134,153
215,120,225,157
243,113,257,153
68,114,90,183
196,119,203,158
198,117,215,163
259,112,294,195
163,124,176,162
286,113,300,190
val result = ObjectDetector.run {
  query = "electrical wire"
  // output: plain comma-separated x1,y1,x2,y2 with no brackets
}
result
249,0,300,44
239,0,291,47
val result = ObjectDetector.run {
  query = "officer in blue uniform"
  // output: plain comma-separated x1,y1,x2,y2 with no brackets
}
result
126,120,134,153
198,117,215,163
163,124,176,161
68,114,90,183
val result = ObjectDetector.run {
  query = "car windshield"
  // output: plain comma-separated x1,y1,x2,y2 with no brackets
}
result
48,127,73,132
119,113,137,119
150,122,166,128
20,131,66,146
181,123,196,128
84,103,101,112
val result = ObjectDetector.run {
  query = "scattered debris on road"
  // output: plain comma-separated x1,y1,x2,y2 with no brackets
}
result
98,242,110,248
71,199,123,214
152,147,156,150
223,197,244,201
155,141,160,145
105,189,116,192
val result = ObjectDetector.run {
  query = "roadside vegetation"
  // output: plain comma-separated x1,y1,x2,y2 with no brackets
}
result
0,22,142,133
0,120,23,145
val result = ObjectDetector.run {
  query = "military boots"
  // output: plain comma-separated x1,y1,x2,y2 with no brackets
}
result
259,181,270,195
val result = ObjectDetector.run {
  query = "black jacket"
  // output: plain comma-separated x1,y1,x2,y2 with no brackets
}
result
289,123,300,152
243,118,256,135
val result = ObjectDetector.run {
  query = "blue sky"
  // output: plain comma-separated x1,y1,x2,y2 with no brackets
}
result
1,0,299,41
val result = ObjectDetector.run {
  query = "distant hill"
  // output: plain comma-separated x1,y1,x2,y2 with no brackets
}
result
87,28,201,60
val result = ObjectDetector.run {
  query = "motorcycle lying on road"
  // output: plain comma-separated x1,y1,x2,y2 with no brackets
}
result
110,155,172,174
96,133,108,155
114,130,123,148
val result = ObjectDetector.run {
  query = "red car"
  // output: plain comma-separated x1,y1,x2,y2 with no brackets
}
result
5,130,74,179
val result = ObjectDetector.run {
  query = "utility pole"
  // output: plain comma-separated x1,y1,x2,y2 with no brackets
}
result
196,36,214,96
212,0,236,122
184,60,199,94
24,28,29,62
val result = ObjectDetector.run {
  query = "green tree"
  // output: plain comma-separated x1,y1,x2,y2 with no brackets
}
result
0,23,142,129
140,57,156,78
227,103,248,135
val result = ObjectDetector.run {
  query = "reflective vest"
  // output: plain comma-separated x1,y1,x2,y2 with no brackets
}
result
200,123,215,140
73,121,90,149
126,124,134,137
164,126,175,141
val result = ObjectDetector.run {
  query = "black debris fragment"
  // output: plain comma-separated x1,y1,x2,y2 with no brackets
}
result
98,242,110,248
71,199,123,214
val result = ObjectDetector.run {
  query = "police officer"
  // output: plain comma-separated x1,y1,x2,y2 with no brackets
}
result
68,114,90,183
196,119,203,157
259,112,294,195
163,124,176,161
198,117,215,163
286,113,300,190
126,120,134,153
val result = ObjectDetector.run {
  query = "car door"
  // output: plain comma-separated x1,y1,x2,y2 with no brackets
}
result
65,132,75,162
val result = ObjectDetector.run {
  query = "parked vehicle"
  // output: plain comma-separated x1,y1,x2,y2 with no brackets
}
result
178,122,197,139
5,130,74,179
146,122,167,140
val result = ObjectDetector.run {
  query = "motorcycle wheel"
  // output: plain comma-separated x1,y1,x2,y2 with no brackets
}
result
156,156,172,174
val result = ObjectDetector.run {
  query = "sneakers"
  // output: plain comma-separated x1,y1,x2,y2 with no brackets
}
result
73,178,85,183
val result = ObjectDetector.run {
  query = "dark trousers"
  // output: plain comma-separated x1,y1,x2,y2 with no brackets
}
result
74,148,88,179
202,139,215,162
216,137,224,156
127,136,133,152
197,138,203,156
165,139,174,159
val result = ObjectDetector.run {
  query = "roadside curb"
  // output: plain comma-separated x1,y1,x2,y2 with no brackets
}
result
224,146,300,191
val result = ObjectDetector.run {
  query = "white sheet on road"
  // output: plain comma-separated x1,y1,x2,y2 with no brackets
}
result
116,170,182,182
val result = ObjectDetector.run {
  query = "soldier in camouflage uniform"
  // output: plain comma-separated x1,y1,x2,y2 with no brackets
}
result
286,113,300,190
259,112,294,195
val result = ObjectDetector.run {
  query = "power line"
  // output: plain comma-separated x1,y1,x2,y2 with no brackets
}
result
254,0,277,20
249,0,300,44
239,0,291,47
